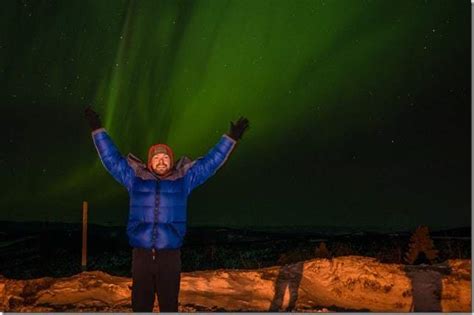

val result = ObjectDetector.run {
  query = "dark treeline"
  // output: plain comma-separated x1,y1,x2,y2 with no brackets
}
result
0,221,470,280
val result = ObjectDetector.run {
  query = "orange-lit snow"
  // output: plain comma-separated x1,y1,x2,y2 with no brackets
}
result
0,256,470,312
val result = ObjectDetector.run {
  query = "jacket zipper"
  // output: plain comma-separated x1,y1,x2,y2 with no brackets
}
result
152,180,160,260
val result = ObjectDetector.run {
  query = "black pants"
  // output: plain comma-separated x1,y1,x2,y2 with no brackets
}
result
131,247,181,312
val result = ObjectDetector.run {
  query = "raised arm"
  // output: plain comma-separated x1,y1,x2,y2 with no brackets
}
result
85,106,134,189
185,117,249,193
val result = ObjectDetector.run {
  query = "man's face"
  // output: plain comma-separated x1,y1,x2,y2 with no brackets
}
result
151,153,171,175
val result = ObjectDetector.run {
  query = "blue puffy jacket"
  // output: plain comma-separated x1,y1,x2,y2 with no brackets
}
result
91,128,237,249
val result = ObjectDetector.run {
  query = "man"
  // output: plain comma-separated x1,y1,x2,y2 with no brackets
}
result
84,106,249,312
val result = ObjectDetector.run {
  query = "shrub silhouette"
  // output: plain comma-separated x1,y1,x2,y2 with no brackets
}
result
314,242,330,258
404,225,439,265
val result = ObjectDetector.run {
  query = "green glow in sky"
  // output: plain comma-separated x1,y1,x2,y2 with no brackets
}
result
1,0,470,229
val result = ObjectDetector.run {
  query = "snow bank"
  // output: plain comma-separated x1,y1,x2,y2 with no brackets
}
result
0,256,470,312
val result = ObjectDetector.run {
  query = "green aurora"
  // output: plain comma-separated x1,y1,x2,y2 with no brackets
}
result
0,0,470,229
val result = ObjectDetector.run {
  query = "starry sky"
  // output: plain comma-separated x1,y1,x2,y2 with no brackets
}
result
1,0,471,230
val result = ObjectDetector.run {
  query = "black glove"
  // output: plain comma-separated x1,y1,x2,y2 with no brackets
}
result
227,116,249,141
84,106,102,131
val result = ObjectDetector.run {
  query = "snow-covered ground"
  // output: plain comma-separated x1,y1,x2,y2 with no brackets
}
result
0,256,470,312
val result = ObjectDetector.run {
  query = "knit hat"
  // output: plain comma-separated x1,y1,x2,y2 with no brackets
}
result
147,143,174,173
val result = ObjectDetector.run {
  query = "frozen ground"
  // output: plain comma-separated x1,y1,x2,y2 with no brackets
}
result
0,256,470,312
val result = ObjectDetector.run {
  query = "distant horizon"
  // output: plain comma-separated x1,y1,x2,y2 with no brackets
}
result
0,219,469,234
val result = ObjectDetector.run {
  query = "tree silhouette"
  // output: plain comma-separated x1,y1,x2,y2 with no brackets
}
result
314,242,330,258
404,225,439,265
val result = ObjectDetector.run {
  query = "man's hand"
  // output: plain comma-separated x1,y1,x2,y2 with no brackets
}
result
84,106,102,131
227,116,249,141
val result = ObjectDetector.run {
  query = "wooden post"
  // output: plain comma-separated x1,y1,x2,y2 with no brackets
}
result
82,201,88,271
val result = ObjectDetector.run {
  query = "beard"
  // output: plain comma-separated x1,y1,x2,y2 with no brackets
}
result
153,165,170,175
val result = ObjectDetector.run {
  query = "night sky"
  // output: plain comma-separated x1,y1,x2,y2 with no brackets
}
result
1,0,471,230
